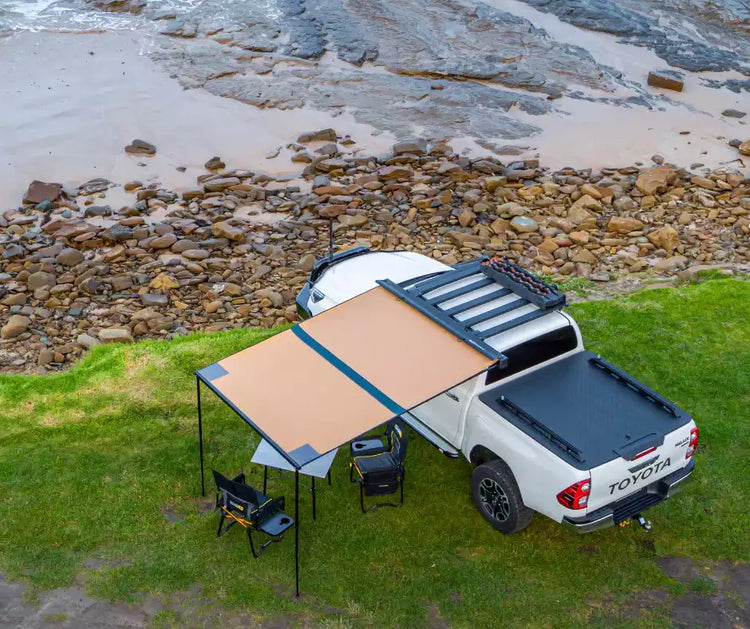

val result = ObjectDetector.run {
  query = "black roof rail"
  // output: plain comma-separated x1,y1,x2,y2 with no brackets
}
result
589,356,679,418
377,257,567,363
498,396,585,463
309,246,371,284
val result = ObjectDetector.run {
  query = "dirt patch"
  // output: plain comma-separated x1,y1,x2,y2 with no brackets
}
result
659,557,750,628
0,574,150,628
592,557,750,627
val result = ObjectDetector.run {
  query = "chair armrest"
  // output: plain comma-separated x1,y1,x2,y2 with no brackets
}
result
255,496,285,524
350,438,388,456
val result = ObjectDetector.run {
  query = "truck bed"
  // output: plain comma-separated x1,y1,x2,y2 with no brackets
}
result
479,350,692,470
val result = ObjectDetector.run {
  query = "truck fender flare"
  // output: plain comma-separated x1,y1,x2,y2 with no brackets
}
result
469,445,503,467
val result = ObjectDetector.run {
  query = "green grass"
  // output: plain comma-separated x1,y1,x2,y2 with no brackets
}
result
688,577,717,596
0,278,748,626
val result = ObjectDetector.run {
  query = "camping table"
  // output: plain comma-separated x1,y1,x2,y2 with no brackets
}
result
251,439,336,520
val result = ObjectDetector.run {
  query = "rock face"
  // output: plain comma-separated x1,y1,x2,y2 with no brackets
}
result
519,0,750,74
125,0,750,146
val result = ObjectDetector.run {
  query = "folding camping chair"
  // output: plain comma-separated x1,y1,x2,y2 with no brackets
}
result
213,470,294,558
350,419,396,457
350,421,408,513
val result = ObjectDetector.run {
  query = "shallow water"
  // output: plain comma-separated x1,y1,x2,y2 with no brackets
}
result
0,0,748,210
0,30,396,209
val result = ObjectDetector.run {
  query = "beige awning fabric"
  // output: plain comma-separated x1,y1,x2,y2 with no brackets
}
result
197,286,494,467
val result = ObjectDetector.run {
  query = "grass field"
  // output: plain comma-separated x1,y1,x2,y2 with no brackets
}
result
0,278,748,627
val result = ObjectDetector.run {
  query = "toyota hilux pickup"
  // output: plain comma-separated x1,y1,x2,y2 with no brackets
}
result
296,248,698,534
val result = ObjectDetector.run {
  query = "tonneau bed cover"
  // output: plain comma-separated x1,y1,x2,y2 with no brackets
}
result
479,350,692,470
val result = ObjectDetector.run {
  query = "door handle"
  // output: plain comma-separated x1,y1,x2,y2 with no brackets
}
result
445,392,460,402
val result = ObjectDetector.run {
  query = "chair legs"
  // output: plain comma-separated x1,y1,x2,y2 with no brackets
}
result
216,512,238,538
247,527,286,559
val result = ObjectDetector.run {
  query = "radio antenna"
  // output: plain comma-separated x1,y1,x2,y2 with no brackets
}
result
328,217,334,261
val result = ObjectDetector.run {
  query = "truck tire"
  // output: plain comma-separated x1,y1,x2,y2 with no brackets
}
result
471,460,533,534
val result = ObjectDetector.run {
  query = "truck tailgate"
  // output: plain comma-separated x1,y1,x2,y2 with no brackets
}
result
479,350,695,510
587,421,696,512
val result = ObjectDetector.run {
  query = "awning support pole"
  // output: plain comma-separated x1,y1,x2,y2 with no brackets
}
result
295,469,300,597
197,376,205,497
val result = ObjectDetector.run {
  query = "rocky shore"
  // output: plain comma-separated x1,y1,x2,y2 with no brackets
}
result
1,132,748,373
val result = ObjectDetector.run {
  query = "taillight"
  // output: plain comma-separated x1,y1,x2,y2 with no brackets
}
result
685,427,699,459
632,446,657,460
557,479,591,510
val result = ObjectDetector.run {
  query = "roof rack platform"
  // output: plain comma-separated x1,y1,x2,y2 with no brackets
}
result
377,257,567,364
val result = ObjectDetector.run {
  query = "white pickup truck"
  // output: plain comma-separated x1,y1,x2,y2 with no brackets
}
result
296,248,698,534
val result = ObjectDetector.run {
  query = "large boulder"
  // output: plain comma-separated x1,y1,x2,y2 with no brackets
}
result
608,216,644,233
635,166,676,195
297,128,337,143
98,328,134,344
648,225,680,253
23,180,62,204
567,194,602,225
56,248,84,267
1,315,31,339
27,271,56,290
212,221,245,241
125,139,156,155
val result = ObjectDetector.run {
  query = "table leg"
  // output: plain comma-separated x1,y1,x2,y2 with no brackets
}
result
312,476,316,521
197,377,205,497
263,465,268,494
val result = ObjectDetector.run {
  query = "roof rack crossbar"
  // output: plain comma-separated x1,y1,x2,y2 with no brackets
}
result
459,298,528,328
426,277,494,306
441,286,512,316
405,259,488,294
378,257,567,363
477,308,546,340
377,276,508,364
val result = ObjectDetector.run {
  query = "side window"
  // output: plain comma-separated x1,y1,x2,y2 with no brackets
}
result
485,326,578,386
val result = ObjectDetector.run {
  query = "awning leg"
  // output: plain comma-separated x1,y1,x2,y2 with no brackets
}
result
312,476,316,521
295,469,300,597
197,376,205,497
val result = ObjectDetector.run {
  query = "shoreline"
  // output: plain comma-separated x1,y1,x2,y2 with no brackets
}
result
1,27,748,214
1,135,748,374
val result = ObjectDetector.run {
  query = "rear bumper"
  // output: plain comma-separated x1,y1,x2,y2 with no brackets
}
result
562,458,695,534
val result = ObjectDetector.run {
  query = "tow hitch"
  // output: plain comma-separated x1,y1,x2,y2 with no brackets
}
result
635,514,652,531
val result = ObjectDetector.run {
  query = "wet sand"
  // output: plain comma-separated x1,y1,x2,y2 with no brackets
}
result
1,20,747,211
0,30,396,209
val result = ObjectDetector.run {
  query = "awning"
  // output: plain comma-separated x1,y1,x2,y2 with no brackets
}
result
196,285,495,469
